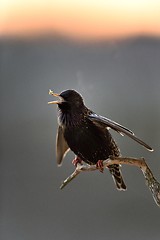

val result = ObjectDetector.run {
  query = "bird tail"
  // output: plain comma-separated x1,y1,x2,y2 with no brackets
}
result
108,164,127,191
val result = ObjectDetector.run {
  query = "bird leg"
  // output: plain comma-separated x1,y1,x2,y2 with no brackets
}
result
72,156,83,166
96,160,104,173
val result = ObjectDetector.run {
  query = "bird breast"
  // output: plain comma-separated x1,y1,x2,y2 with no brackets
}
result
63,118,118,164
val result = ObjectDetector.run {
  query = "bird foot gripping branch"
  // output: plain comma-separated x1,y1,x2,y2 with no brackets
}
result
72,156,83,166
96,160,104,173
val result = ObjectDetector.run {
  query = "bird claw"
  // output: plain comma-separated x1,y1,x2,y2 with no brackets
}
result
72,156,83,166
96,160,104,173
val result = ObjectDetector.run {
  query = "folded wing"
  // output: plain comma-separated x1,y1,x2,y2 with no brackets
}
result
88,113,153,152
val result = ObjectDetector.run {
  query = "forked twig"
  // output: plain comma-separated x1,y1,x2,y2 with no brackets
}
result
60,156,160,207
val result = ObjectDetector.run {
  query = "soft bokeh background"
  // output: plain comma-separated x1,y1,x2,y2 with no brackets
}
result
1,1,160,240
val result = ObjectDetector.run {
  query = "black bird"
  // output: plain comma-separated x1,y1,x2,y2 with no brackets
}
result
48,89,153,190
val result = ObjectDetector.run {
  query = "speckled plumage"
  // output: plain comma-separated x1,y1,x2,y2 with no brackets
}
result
49,89,153,190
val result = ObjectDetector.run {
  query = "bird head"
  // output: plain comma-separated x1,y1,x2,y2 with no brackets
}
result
48,89,85,112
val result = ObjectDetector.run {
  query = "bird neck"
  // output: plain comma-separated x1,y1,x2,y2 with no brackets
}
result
58,107,86,127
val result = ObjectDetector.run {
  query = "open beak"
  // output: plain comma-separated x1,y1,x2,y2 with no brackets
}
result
48,89,63,105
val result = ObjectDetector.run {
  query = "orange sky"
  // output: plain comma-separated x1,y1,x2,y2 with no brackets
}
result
1,0,160,39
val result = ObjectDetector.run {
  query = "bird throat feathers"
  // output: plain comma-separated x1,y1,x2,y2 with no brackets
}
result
57,104,87,127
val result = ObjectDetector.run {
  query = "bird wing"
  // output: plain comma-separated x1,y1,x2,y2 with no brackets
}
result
56,126,70,166
88,113,153,152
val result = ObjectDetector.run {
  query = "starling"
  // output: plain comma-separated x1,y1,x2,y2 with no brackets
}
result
48,89,153,190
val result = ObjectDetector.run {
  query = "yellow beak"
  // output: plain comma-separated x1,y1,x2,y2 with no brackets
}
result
48,89,62,104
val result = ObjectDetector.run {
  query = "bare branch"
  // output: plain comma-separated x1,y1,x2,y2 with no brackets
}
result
60,168,81,190
60,156,160,207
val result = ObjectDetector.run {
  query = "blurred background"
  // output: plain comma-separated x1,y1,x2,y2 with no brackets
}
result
1,1,160,240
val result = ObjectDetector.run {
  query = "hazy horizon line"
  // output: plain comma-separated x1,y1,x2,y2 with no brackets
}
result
0,30,160,43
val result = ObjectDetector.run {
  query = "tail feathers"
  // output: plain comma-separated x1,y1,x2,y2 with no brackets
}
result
109,164,127,191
